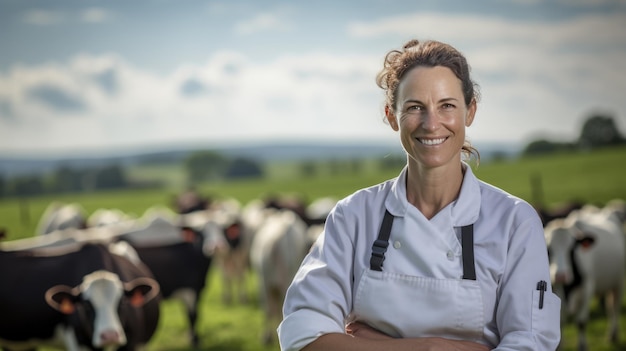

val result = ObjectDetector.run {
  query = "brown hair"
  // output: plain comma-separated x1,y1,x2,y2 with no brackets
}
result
376,39,481,162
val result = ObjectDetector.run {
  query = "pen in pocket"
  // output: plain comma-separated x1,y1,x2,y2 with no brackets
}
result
536,280,547,309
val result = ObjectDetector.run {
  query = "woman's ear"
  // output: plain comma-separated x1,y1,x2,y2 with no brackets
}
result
465,99,477,127
385,105,399,131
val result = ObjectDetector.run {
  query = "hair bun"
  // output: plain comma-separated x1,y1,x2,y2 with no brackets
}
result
403,39,420,50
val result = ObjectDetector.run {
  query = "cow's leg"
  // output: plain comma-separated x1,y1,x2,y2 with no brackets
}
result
576,320,588,351
221,259,234,305
173,289,199,347
574,282,595,351
222,271,233,305
58,325,82,351
188,307,199,347
606,288,621,344
236,251,249,304
262,286,281,345
237,272,248,304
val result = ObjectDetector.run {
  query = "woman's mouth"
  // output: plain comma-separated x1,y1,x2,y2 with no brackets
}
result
417,137,447,146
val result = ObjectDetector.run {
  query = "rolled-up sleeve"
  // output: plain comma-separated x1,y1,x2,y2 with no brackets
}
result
492,208,561,351
278,204,355,351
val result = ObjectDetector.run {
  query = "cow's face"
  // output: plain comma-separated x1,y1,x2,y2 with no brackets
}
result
45,270,159,349
546,225,596,287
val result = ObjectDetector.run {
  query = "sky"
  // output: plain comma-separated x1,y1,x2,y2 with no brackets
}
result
1,0,625,156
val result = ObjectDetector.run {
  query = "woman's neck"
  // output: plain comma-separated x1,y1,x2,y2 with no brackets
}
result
405,160,464,220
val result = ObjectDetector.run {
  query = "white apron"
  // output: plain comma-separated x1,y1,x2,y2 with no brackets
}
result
351,210,485,343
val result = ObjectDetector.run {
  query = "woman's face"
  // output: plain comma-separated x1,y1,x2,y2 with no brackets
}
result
386,65,476,170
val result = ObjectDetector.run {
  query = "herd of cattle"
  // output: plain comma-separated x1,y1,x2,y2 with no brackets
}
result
0,193,624,351
0,192,332,351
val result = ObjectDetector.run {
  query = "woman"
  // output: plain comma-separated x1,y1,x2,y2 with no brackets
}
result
278,39,561,351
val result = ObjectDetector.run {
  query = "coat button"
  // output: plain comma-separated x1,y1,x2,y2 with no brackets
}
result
393,241,401,249
446,250,454,260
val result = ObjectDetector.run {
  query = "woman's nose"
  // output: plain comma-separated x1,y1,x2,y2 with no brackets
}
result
420,110,440,132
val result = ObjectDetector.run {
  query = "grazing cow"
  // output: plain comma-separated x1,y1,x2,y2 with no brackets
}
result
37,202,88,235
173,188,211,214
115,209,216,348
544,205,625,351
88,208,133,228
0,242,160,351
304,196,337,225
249,208,310,344
208,204,251,305
0,226,127,252
263,194,326,227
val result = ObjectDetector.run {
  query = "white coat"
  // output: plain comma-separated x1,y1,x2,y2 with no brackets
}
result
278,164,561,351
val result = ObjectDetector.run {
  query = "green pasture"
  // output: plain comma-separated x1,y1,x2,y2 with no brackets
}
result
1,145,626,350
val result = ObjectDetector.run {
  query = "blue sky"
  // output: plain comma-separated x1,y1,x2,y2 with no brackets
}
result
1,0,625,155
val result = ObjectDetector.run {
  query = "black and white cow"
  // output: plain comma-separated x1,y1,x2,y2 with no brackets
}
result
115,209,216,348
0,242,160,351
36,202,88,235
544,204,625,351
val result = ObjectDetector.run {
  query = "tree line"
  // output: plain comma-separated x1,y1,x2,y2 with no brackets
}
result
0,113,622,198
522,113,624,155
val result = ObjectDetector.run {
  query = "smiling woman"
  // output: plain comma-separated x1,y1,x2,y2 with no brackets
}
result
277,38,562,351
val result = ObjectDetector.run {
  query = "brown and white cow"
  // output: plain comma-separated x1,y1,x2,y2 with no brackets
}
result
0,242,160,351
545,203,625,351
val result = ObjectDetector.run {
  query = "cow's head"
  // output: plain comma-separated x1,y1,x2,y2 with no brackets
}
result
45,270,159,349
545,220,595,299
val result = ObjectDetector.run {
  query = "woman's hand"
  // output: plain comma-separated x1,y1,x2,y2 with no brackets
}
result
345,322,491,351
345,322,392,340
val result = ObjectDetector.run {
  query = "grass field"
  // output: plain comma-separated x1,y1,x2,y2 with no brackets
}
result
1,146,626,350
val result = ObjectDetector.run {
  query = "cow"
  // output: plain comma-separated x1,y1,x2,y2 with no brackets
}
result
88,208,133,228
249,208,310,345
172,188,211,214
535,200,584,227
114,208,216,348
544,204,625,351
0,226,128,252
0,242,160,351
36,202,88,235
208,198,254,305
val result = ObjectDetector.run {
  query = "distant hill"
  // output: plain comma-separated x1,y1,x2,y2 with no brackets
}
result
0,141,521,177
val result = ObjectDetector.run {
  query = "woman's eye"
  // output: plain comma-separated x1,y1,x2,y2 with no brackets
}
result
407,105,423,112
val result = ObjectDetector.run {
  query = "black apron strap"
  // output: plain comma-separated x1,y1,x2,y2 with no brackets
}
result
370,210,394,271
461,224,476,280
369,211,476,280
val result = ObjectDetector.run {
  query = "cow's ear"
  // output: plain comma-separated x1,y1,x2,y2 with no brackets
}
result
180,227,200,243
124,277,160,307
225,222,241,241
127,289,145,307
576,235,595,249
45,285,79,315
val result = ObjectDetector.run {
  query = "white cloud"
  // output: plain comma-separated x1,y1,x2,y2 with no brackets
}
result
23,9,65,26
347,11,626,48
80,7,111,23
23,7,112,26
234,11,292,35
0,51,387,154
3,7,626,154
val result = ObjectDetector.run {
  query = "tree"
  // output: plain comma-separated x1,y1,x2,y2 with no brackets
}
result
578,114,624,149
225,158,264,179
93,164,128,189
52,165,84,193
184,151,228,183
10,176,44,197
